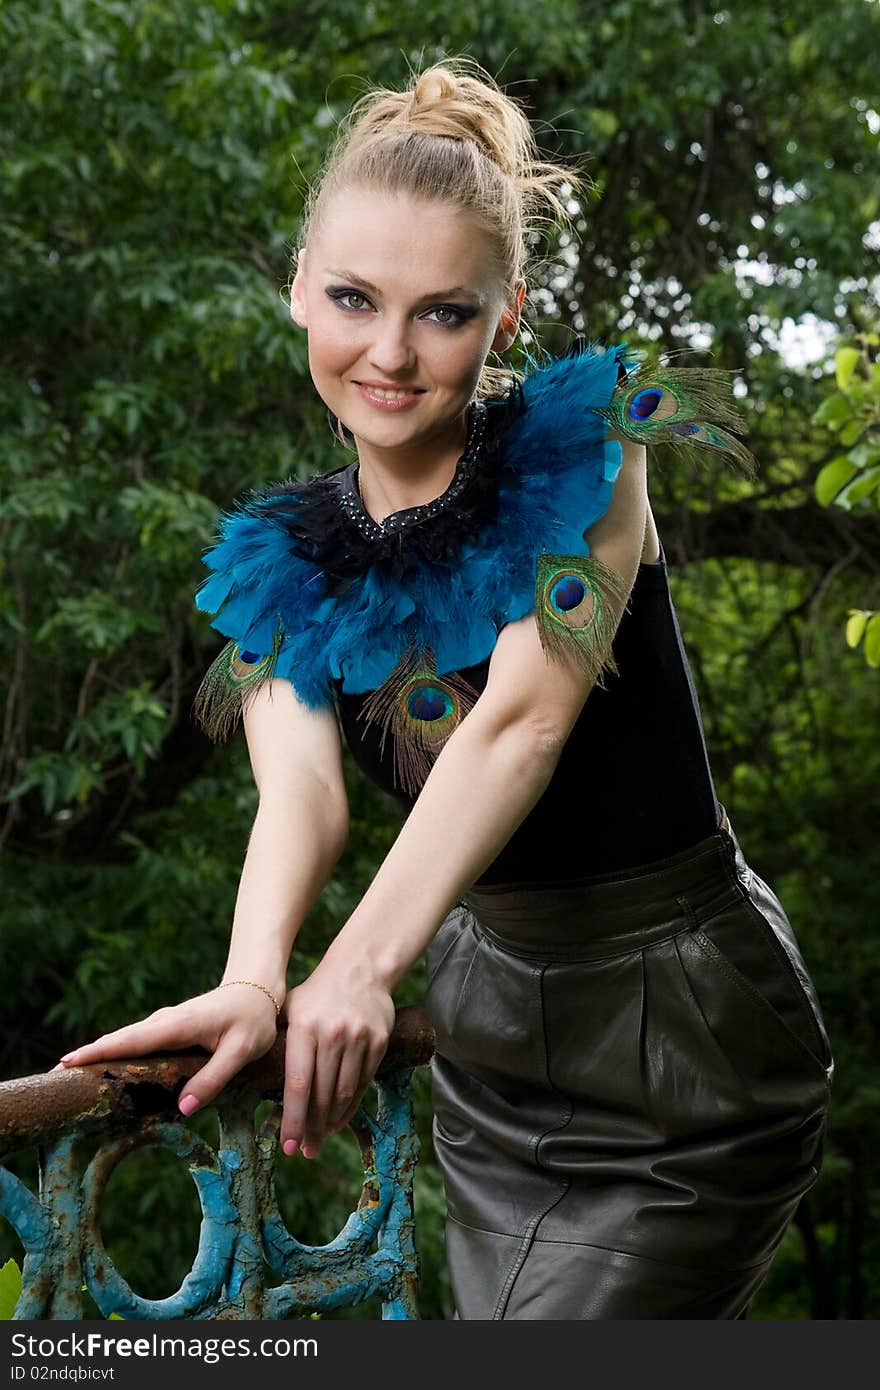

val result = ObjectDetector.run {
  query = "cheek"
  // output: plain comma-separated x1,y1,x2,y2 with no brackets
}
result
424,328,491,390
305,313,356,376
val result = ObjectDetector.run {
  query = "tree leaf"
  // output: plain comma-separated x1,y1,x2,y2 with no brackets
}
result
837,466,880,507
815,455,858,507
835,346,861,391
0,1258,22,1320
839,419,864,448
811,395,854,431
864,615,880,669
846,610,870,649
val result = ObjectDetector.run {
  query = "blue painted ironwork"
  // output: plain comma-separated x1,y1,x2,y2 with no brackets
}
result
0,1008,433,1320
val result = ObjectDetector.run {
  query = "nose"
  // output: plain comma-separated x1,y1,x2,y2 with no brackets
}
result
367,314,417,377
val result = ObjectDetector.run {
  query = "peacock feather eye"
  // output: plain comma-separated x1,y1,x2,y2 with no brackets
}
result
676,420,735,448
534,551,631,688
624,384,680,424
548,572,594,624
193,627,284,742
230,646,271,679
627,387,658,422
357,641,481,798
542,562,605,635
592,359,757,475
407,683,455,723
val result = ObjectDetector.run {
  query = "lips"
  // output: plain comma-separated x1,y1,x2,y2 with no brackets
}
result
352,382,426,411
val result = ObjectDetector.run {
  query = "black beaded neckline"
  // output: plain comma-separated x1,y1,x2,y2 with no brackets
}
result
338,402,488,541
256,383,523,595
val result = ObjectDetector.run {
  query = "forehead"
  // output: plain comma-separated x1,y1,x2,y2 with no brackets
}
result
309,186,501,295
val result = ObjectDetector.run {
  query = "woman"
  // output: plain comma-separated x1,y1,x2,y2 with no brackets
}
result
59,59,833,1319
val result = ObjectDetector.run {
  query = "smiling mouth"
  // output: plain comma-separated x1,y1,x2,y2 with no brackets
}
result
351,382,428,414
353,382,427,399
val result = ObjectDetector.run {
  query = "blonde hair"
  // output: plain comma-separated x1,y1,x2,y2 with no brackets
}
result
297,57,590,406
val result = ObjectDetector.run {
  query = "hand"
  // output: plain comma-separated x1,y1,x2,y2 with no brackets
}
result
280,948,395,1160
53,985,281,1115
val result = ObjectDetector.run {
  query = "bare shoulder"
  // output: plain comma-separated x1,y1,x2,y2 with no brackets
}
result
471,438,649,745
595,434,660,565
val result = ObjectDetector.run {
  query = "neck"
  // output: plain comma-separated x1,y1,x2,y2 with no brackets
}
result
353,410,471,525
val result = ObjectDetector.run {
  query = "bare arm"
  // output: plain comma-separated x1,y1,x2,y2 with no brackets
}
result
221,681,350,1003
281,438,648,1155
58,675,351,1111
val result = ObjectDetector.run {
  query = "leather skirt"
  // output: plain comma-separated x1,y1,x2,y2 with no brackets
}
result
424,810,833,1319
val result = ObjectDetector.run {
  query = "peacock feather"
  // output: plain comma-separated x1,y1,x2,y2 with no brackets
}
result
534,551,632,690
356,639,481,798
192,626,284,742
590,353,757,478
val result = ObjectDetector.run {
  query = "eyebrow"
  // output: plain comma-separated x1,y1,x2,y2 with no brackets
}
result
323,267,484,303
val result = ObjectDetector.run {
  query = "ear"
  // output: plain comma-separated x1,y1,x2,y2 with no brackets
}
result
289,249,308,328
490,279,526,354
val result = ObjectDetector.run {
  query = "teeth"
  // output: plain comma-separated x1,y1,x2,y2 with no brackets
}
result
362,386,418,399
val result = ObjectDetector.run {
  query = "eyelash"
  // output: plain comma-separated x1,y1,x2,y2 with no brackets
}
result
326,288,474,327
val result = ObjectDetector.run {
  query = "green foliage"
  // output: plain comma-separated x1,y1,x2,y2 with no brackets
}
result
2,0,879,1322
812,337,880,666
0,1260,124,1320
0,1259,23,1320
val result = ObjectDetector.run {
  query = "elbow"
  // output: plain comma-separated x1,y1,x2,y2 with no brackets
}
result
328,796,351,857
471,704,571,768
519,714,572,763
256,775,350,857
312,782,351,857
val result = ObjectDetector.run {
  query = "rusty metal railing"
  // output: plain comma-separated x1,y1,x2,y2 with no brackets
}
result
0,1005,435,1320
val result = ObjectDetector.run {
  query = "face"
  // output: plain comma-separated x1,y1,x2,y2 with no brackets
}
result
289,185,524,458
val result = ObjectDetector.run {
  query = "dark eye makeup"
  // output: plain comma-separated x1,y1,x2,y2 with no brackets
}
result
325,286,478,327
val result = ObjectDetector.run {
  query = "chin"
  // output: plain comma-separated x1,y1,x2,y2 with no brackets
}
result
347,418,428,451
344,401,435,437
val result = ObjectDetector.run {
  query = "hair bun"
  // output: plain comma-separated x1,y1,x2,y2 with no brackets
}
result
412,70,455,108
381,62,524,178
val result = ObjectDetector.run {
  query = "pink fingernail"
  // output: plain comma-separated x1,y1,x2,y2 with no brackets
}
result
282,1139,298,1156
179,1094,200,1115
60,1053,76,1063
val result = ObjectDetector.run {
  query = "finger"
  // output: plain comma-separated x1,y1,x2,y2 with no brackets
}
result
363,1035,389,1096
58,1012,192,1067
281,1029,317,1155
328,1040,385,1133
302,1040,345,1155
177,1032,257,1116
332,1056,379,1133
331,1093,365,1133
327,1041,367,1132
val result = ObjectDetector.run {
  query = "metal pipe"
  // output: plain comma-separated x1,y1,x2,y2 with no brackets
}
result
0,1004,434,1154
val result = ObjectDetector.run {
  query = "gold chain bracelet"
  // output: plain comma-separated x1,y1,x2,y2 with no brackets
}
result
218,979,282,1016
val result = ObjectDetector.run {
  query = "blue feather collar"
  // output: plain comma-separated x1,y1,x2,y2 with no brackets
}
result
194,341,636,707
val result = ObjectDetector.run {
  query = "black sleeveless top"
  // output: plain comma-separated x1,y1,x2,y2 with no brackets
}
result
333,538,721,887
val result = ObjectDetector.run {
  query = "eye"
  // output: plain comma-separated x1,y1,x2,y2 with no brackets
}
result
326,288,372,312
422,304,471,327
